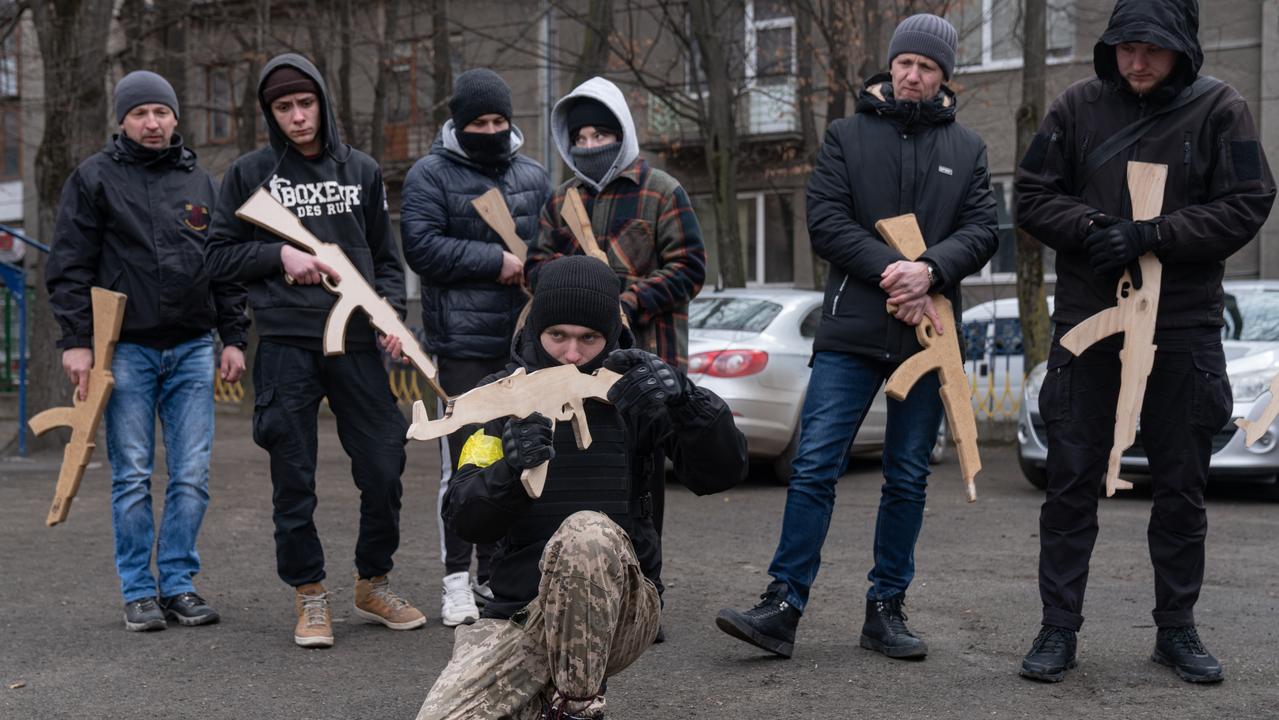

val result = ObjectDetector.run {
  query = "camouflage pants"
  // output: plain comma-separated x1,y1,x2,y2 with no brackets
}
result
416,511,661,720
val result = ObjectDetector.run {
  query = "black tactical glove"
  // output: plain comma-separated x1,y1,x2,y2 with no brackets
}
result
502,412,555,471
603,348,690,416
1083,220,1159,289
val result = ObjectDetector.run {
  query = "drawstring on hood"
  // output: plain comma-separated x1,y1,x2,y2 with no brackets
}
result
551,77,640,193
1093,0,1202,99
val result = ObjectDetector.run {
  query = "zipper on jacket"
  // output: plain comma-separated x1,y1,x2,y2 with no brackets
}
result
830,275,850,315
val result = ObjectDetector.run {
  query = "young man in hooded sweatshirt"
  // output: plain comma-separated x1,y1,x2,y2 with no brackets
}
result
527,76,707,539
205,53,425,649
401,68,551,627
1015,0,1274,684
414,255,746,720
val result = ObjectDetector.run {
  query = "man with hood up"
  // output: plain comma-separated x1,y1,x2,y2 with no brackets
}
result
46,70,248,632
1016,0,1274,684
206,53,425,649
415,256,746,720
715,14,997,662
400,68,551,628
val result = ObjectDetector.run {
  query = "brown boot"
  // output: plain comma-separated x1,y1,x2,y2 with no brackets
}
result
293,582,334,648
354,574,426,630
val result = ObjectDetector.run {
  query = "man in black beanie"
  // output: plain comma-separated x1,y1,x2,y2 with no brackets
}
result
401,67,550,627
46,69,248,631
415,256,746,720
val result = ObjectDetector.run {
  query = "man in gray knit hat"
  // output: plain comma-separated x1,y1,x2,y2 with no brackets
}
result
716,13,997,661
46,69,248,631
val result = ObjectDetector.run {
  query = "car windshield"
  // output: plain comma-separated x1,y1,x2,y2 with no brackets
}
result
689,297,782,332
1224,289,1279,341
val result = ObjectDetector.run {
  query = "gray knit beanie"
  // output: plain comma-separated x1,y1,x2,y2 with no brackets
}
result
114,70,180,124
887,14,959,80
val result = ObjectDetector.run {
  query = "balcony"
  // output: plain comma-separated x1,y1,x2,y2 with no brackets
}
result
644,77,799,148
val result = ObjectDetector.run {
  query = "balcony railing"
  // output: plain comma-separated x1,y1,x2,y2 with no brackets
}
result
645,77,798,144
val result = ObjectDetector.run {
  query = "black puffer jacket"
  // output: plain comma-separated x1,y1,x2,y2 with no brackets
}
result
47,133,247,350
807,76,998,361
400,125,550,359
1015,0,1275,332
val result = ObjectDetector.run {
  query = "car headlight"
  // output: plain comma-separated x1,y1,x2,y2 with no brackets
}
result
1229,368,1276,403
1025,364,1048,403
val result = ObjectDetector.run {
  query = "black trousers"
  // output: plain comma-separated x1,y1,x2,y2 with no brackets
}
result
436,356,505,580
252,341,408,587
1037,331,1231,631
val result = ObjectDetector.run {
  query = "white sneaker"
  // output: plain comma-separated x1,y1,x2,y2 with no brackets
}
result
441,572,480,627
472,577,494,607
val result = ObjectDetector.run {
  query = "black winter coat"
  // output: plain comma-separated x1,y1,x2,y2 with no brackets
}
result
443,328,748,621
400,129,550,359
47,133,247,350
807,77,998,361
1015,0,1275,331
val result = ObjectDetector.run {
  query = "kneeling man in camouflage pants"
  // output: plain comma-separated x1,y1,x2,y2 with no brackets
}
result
417,256,747,719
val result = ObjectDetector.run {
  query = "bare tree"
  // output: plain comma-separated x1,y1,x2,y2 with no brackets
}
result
573,0,614,88
429,0,452,133
1014,0,1050,370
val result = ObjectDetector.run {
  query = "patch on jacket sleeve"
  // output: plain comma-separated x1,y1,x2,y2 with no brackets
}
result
1231,140,1262,181
1019,132,1050,173
458,429,503,469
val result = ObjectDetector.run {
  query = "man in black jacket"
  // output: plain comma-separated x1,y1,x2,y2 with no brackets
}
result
415,256,746,720
206,54,425,649
46,70,248,631
400,68,550,627
716,14,997,662
1016,0,1274,684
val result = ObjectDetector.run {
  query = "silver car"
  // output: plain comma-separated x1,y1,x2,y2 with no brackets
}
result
1018,281,1279,496
687,288,942,482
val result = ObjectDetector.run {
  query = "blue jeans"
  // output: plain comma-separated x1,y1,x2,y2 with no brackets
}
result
767,351,943,611
106,334,215,602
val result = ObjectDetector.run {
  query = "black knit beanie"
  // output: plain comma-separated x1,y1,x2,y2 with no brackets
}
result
565,97,622,142
530,256,621,342
115,71,180,124
450,69,513,130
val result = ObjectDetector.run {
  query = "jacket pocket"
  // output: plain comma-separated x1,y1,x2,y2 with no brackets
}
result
608,219,656,276
1038,343,1073,425
1191,345,1232,432
251,387,276,449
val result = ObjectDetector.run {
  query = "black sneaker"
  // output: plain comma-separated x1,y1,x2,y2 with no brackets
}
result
159,592,220,627
123,598,166,632
859,595,927,659
715,582,800,658
1020,625,1078,682
1152,626,1223,683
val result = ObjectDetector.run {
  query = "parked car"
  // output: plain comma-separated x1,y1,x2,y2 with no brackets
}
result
687,288,943,482
1018,281,1279,496
960,296,1055,420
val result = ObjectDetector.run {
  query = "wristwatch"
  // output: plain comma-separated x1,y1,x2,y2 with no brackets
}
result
924,262,937,289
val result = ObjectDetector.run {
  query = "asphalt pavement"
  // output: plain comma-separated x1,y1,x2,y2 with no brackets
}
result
1,413,1276,719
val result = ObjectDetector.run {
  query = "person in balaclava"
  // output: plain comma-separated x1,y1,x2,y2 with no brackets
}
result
415,255,746,720
1015,0,1274,684
400,67,551,628
206,53,425,649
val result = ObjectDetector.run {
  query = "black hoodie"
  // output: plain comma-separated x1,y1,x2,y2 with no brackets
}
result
206,54,405,347
1016,0,1275,332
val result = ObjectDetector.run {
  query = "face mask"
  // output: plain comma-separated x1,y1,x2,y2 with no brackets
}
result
458,129,512,166
569,142,621,184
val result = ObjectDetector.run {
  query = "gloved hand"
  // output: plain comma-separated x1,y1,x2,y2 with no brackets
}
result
1083,220,1159,288
502,412,555,471
603,348,690,416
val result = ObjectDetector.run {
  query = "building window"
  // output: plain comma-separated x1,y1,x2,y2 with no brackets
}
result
745,0,794,83
739,192,794,285
0,33,17,99
0,108,19,180
206,65,234,144
965,177,1056,284
949,0,1074,71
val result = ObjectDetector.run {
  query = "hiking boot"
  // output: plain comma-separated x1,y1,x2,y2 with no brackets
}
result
714,582,800,658
472,577,494,607
294,582,334,648
1152,626,1223,683
355,574,427,630
859,595,928,659
123,597,166,632
441,571,480,627
1019,625,1078,682
159,592,220,627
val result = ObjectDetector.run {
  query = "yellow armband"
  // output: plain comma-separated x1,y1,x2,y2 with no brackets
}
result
457,429,504,469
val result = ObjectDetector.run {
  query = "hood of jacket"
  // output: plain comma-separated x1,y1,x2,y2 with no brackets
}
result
854,74,957,132
257,53,351,162
1094,0,1202,95
433,119,528,169
108,132,197,171
551,77,640,193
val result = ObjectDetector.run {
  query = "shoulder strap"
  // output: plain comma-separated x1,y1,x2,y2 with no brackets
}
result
1079,76,1220,189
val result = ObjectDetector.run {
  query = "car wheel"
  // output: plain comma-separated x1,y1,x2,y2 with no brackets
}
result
772,425,800,485
929,419,947,465
1018,452,1048,490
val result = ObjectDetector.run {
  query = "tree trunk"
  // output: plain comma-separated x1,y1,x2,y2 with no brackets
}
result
430,0,452,134
572,0,613,89
26,1,115,451
338,0,357,147
826,0,856,122
689,0,743,287
796,2,825,290
1014,0,1051,370
369,0,400,161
